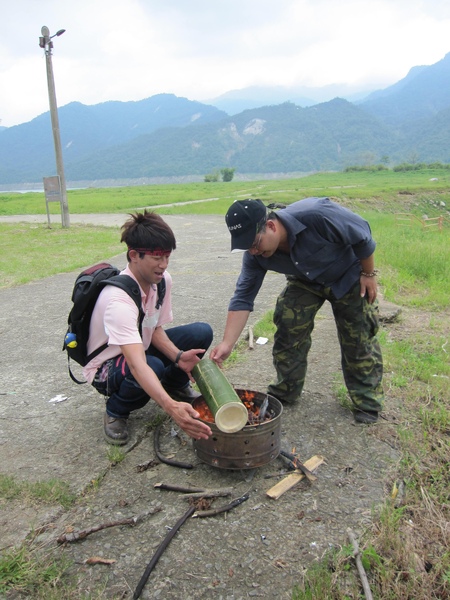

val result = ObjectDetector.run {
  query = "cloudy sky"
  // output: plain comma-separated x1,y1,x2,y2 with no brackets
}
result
1,0,449,127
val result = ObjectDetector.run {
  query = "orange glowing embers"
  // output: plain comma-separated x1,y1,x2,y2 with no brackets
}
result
194,390,273,426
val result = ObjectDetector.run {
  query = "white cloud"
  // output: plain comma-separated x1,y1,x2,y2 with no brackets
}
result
0,0,449,126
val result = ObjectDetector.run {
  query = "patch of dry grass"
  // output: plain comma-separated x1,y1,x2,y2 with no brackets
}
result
294,308,450,600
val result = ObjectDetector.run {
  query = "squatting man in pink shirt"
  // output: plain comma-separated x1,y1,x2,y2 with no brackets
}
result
83,211,213,444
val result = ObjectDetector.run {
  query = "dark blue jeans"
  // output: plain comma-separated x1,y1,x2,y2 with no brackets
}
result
92,322,213,419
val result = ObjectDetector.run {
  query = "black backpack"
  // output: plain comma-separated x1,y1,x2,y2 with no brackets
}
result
63,262,166,384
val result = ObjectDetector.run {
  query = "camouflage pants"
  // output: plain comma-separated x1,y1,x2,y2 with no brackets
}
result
267,278,384,412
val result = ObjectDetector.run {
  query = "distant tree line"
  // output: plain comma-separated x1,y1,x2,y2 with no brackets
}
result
344,162,450,173
344,165,389,172
392,162,450,172
204,168,236,182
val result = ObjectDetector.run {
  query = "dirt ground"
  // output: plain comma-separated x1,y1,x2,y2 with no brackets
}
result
0,214,405,599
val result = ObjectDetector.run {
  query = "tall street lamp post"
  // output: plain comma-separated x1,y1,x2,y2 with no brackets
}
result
39,26,70,228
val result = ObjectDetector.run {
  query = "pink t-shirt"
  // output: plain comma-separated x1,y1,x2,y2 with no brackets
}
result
82,265,173,383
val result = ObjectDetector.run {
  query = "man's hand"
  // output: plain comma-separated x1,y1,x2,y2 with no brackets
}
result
177,348,205,381
209,342,233,367
209,310,249,367
167,402,212,439
360,274,378,304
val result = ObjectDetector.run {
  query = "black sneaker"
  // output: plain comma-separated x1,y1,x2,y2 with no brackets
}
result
164,384,201,403
103,412,128,445
353,409,379,424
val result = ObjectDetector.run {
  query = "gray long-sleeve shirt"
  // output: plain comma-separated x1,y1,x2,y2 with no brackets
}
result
228,197,376,311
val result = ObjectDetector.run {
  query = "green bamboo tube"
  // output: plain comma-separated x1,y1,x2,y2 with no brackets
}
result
192,359,248,433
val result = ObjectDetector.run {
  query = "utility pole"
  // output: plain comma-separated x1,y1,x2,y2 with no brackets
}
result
39,26,70,228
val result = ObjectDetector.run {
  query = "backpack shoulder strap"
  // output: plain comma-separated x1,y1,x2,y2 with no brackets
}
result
83,275,144,366
155,277,166,309
106,274,166,314
102,274,143,315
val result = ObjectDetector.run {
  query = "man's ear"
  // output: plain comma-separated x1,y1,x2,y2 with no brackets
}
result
266,219,277,232
128,249,140,262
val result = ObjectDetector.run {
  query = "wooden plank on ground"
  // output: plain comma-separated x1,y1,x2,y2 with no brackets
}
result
266,455,325,500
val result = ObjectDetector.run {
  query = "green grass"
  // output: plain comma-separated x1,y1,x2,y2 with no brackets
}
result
0,180,272,215
106,446,126,465
221,309,277,367
0,474,76,509
253,309,276,341
367,213,450,309
292,556,342,599
2,167,450,216
0,223,123,287
0,544,108,599
0,545,68,597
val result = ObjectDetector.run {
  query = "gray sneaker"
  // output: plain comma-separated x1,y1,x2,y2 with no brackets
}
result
103,412,128,445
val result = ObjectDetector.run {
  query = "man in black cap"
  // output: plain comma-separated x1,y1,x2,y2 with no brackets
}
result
210,197,384,424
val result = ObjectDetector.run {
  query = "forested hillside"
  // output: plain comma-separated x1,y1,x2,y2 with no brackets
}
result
1,53,450,185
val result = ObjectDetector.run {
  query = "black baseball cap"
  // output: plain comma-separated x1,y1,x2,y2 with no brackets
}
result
225,199,267,251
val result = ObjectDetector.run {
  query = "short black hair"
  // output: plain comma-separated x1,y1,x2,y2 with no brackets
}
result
121,211,176,260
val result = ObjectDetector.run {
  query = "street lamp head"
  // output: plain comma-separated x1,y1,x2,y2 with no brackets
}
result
40,26,66,40
39,27,66,51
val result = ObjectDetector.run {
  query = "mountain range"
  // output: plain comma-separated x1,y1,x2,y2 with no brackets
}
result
1,52,450,186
